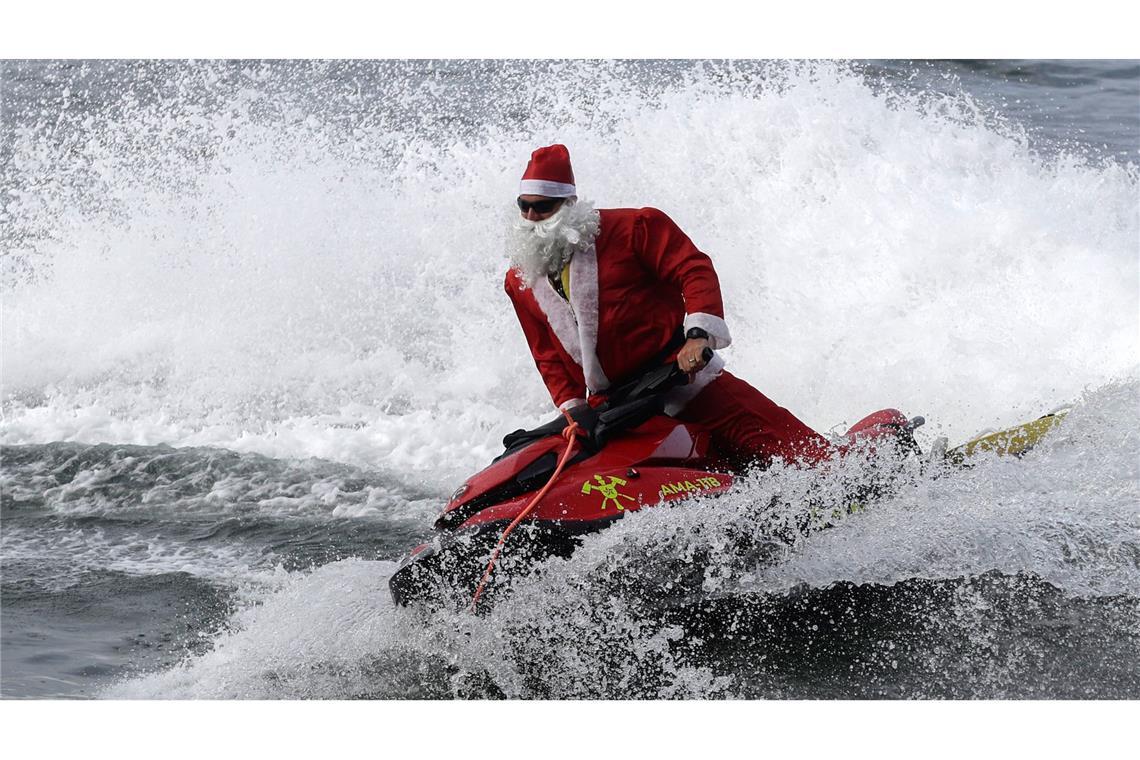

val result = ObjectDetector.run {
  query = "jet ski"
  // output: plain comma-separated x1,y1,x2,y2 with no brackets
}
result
388,349,927,610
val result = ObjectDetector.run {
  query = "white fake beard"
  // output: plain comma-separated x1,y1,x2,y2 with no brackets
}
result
508,199,600,286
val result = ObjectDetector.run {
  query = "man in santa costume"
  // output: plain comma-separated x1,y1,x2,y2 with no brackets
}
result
506,143,836,469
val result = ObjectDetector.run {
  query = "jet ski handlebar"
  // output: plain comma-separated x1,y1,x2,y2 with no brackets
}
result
587,347,712,447
602,346,714,405
499,347,715,457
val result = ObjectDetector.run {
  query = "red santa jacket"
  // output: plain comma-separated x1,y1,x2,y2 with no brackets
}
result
505,207,732,414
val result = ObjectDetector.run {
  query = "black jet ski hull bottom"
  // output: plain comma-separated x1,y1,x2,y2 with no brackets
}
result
388,517,623,609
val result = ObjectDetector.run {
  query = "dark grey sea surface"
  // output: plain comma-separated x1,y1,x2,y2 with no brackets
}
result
2,59,1138,699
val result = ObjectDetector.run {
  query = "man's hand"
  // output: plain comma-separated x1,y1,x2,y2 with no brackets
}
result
677,337,710,375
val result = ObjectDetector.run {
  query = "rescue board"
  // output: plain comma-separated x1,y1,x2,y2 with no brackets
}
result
946,410,1069,465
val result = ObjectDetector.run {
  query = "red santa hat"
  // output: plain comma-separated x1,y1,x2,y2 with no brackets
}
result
519,144,577,197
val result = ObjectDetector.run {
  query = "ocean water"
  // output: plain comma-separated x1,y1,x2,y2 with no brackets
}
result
1,59,1137,699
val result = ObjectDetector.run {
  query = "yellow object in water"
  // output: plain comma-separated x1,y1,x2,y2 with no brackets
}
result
947,411,1069,464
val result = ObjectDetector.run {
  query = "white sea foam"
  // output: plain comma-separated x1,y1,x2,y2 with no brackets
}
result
103,379,1140,699
103,556,735,699
3,62,1136,494
105,559,413,699
1,522,285,592
742,380,1140,599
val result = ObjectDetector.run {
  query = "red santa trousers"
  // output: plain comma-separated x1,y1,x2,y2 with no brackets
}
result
674,370,836,469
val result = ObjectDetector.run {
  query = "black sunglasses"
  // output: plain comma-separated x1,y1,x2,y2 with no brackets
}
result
517,197,564,214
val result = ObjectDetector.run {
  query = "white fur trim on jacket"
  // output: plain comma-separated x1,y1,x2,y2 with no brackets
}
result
530,277,583,366
683,312,732,350
568,243,610,392
559,398,588,411
662,352,725,416
519,179,577,198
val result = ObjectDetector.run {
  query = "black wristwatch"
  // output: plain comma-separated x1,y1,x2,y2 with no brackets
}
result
685,327,710,341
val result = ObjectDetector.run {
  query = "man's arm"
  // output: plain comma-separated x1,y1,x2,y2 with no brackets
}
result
631,207,733,351
505,274,588,410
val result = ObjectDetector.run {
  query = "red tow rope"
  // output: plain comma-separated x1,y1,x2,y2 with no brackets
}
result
470,409,584,612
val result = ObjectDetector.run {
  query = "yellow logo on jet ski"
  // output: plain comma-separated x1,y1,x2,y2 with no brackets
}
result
582,474,637,511
659,476,722,498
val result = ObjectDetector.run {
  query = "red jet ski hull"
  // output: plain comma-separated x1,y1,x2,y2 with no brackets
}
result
389,406,918,608
389,415,736,607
